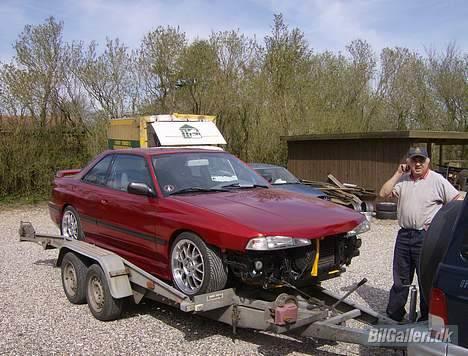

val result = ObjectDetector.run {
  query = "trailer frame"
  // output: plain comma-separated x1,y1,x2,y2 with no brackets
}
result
19,221,404,349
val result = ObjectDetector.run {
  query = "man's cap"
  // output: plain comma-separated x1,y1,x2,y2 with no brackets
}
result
408,147,428,159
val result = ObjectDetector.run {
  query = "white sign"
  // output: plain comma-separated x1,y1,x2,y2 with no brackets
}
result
151,121,227,146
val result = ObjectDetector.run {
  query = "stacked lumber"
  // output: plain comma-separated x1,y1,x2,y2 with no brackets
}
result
301,174,376,212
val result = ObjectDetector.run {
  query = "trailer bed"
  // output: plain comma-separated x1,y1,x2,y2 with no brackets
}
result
19,221,401,349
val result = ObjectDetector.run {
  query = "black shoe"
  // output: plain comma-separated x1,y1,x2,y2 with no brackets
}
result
417,315,428,322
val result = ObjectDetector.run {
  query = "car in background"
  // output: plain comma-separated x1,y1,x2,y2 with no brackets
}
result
407,195,468,354
49,148,368,296
250,163,329,200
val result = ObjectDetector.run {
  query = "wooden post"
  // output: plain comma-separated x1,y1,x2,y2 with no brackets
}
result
439,144,443,167
426,142,432,159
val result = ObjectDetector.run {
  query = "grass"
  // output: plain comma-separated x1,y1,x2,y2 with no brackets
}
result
0,193,48,209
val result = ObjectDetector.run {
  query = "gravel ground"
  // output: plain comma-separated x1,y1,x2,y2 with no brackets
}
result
0,204,407,356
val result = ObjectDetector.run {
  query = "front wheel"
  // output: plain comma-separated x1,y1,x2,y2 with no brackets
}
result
170,232,228,296
86,264,123,321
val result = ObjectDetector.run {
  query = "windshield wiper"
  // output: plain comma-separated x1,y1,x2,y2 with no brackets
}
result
221,183,269,189
169,187,229,195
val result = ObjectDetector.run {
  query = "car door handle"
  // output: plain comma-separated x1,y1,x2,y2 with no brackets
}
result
100,199,108,205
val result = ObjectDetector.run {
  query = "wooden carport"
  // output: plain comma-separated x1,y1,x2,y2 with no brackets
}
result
283,131,468,193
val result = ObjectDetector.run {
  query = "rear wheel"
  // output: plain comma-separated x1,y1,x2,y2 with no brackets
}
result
86,264,123,321
61,252,87,304
61,206,84,240
170,232,228,296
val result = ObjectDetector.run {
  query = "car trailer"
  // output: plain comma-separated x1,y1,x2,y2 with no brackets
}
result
19,221,402,349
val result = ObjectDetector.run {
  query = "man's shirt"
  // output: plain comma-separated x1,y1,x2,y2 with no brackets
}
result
392,170,460,230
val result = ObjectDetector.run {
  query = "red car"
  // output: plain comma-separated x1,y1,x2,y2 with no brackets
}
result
49,148,368,296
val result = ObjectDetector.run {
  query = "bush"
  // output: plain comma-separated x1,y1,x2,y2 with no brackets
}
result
0,121,107,201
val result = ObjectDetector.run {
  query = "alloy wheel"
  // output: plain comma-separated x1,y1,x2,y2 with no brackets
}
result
171,239,205,294
62,210,79,239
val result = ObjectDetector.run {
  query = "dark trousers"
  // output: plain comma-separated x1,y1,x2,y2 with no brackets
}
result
386,228,429,321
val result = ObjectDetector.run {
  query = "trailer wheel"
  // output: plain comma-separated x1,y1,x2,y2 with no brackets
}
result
61,252,87,304
170,232,228,296
61,206,84,240
86,264,123,321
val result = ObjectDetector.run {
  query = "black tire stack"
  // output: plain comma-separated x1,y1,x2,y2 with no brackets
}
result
375,202,397,220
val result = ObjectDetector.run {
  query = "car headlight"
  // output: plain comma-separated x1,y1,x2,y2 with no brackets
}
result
246,236,312,251
346,220,371,236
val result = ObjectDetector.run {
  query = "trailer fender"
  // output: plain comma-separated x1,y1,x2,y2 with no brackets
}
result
57,246,133,299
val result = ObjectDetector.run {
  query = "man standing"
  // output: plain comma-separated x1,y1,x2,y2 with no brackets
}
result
379,147,460,322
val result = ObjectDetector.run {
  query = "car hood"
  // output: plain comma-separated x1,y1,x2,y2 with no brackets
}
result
271,183,327,197
171,189,364,238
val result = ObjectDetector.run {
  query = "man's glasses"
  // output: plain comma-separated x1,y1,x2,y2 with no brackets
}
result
410,156,426,164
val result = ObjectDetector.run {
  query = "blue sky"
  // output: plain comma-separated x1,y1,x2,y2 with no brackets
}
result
0,0,466,63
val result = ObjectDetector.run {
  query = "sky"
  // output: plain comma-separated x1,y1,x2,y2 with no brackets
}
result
0,0,467,63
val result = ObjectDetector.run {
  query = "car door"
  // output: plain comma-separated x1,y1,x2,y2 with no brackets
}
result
74,154,114,241
95,153,163,275
430,197,468,349
443,197,468,348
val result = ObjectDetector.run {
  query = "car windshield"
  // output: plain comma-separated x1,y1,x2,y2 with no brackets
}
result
254,167,300,184
153,152,268,196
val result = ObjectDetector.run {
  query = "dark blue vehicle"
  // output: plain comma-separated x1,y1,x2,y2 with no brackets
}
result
250,163,329,200
409,195,468,354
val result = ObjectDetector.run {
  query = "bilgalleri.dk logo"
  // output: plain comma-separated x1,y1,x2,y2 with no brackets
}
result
366,325,457,346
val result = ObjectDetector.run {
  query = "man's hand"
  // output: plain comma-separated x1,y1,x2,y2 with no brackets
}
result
380,164,407,198
397,164,409,175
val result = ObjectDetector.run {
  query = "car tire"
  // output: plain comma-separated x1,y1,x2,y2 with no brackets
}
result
61,252,88,304
420,201,462,302
376,202,397,212
375,210,397,220
361,200,375,213
170,232,228,296
86,264,123,321
61,206,84,240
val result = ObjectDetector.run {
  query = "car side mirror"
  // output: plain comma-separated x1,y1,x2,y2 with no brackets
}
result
127,182,156,197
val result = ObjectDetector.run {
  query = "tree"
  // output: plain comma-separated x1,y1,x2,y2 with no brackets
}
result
427,44,468,131
73,38,135,118
176,39,219,114
208,30,260,159
375,47,430,130
138,26,186,113
0,17,65,126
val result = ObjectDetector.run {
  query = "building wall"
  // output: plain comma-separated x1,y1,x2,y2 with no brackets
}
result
287,139,412,192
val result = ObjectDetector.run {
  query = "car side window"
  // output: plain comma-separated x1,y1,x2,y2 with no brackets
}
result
82,155,113,186
106,155,153,192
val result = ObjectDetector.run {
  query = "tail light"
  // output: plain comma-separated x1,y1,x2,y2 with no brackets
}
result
429,288,448,335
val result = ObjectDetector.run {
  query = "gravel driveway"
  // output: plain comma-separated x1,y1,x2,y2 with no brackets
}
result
0,204,405,355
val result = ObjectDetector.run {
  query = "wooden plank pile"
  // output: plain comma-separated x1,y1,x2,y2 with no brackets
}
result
301,174,377,212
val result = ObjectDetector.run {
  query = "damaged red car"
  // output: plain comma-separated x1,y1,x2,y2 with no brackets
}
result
49,148,369,296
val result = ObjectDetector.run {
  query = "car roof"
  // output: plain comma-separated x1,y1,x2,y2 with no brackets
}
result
103,147,226,157
249,163,284,169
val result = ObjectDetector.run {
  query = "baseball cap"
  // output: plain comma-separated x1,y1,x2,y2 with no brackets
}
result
407,147,428,159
